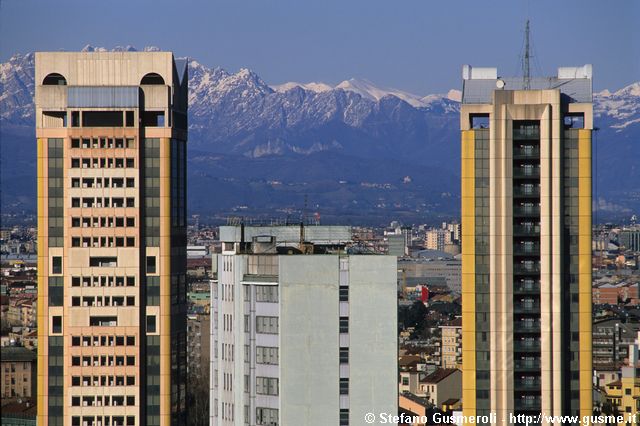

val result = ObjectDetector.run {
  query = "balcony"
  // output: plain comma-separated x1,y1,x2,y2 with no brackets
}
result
514,340,541,352
513,243,541,256
513,224,540,236
514,280,540,294
513,205,540,217
513,186,541,198
513,128,540,140
514,358,541,371
514,301,541,313
513,146,540,159
514,263,541,275
514,321,541,333
513,167,541,179
514,396,542,412
514,378,541,390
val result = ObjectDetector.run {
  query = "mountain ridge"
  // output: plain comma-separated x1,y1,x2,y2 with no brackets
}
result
1,47,638,223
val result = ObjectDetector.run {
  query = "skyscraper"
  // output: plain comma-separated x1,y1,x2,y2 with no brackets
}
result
35,51,188,426
460,65,593,421
210,225,397,426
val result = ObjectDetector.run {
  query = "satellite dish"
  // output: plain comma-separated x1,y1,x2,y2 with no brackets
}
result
496,79,505,89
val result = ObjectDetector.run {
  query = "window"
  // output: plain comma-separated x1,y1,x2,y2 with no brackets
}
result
340,378,349,395
339,317,349,333
147,315,157,333
52,316,62,333
125,111,135,127
147,256,157,274
256,377,278,396
256,407,278,425
339,348,349,364
256,346,279,365
256,286,278,303
340,409,349,426
89,257,117,267
339,286,349,302
71,111,80,127
255,316,278,334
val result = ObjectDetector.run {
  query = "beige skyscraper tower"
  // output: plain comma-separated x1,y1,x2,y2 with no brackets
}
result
35,51,188,426
460,64,593,423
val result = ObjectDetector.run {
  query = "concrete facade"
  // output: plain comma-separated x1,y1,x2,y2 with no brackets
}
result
210,226,397,426
36,52,188,426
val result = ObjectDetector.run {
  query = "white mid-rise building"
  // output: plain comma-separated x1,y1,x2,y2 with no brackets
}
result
210,225,397,426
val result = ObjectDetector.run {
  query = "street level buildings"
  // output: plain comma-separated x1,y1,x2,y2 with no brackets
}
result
36,51,188,426
210,225,397,426
460,64,594,421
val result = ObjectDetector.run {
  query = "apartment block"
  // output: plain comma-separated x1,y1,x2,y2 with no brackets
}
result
460,64,593,421
35,51,188,426
210,225,397,425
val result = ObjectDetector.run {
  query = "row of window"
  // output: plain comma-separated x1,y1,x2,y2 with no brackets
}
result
72,335,135,347
256,376,279,396
72,216,136,228
221,343,234,361
339,256,351,426
71,375,135,387
71,138,136,150
71,236,136,248
220,283,234,301
71,157,135,169
213,402,279,425
256,316,279,334
71,197,135,208
72,177,135,189
72,276,135,287
222,372,233,391
222,313,233,332
255,346,279,365
71,415,134,426
256,285,278,303
71,395,134,407
72,295,135,307
71,355,135,367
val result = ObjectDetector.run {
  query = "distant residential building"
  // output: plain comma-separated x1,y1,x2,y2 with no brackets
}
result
425,229,452,251
419,368,461,407
398,393,430,426
619,227,640,252
439,318,462,369
593,282,639,305
0,346,36,398
602,332,640,422
187,314,210,376
398,256,461,294
211,225,397,426
0,399,36,426
592,319,640,370
387,233,407,257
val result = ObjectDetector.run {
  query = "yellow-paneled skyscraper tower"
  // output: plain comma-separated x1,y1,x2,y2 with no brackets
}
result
460,64,593,423
36,51,188,426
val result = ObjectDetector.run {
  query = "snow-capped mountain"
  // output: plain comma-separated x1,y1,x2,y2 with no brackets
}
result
594,82,640,131
1,47,639,221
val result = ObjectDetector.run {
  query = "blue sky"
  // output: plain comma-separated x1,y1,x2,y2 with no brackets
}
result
1,0,638,94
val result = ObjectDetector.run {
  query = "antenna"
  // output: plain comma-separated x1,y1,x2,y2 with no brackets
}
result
523,19,531,90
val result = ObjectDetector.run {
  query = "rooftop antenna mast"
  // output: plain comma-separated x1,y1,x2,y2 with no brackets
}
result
523,19,531,90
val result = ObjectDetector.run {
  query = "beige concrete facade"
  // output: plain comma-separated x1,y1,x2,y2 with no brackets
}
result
461,66,593,423
36,52,188,426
